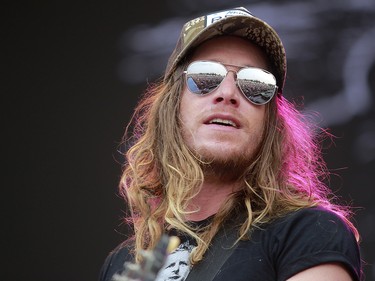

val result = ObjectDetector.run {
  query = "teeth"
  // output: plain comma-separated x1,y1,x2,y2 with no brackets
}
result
209,118,237,127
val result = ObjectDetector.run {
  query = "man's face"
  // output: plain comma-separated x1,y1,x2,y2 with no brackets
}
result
179,36,268,168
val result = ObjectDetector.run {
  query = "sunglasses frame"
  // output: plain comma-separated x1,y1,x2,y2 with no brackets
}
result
183,60,278,105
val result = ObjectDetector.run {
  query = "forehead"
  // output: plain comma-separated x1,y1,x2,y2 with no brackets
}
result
189,36,270,70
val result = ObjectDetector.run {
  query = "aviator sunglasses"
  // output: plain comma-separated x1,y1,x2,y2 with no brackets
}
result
184,60,278,105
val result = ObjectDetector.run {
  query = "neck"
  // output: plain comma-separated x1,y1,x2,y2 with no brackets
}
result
186,174,243,221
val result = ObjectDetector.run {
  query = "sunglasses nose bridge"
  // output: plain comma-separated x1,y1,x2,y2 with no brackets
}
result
225,69,238,83
215,70,242,103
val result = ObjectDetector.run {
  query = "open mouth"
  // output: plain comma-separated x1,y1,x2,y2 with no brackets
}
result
208,118,238,128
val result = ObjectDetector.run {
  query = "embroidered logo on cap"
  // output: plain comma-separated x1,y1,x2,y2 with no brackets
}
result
206,8,253,27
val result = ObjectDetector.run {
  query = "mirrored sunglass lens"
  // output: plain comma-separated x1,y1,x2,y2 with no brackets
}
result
237,68,277,104
186,62,226,95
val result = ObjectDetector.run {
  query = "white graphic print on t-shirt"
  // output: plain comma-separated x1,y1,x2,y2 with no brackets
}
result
155,239,195,281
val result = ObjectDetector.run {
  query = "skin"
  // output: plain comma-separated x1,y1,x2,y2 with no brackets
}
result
286,263,353,281
179,36,353,280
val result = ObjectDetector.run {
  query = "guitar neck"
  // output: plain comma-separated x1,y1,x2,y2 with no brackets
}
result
112,234,173,281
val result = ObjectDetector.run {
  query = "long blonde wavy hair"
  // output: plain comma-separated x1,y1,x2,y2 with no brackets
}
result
119,62,359,264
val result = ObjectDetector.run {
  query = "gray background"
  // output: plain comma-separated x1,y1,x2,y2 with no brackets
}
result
3,0,374,280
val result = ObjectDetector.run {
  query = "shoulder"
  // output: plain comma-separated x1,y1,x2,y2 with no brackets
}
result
272,206,353,233
211,207,361,281
99,241,134,281
272,207,357,243
268,206,360,259
265,206,362,280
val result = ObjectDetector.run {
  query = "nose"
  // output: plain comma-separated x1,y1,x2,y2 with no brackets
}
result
212,71,240,106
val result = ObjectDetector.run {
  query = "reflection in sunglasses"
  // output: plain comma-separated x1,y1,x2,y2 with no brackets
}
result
184,61,278,105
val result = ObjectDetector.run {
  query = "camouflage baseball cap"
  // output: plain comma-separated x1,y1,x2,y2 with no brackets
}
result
164,7,287,92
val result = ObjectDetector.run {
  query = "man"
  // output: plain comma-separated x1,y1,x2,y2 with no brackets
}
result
100,7,362,281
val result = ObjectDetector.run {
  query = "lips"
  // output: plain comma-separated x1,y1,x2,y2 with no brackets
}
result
204,115,240,128
208,118,238,128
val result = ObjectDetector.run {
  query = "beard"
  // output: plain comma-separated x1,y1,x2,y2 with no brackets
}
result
189,140,262,182
180,119,265,183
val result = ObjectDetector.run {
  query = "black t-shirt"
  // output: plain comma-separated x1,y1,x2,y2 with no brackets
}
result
99,207,362,281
